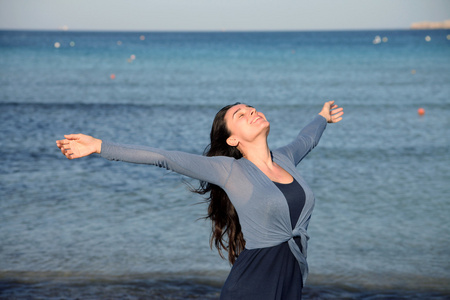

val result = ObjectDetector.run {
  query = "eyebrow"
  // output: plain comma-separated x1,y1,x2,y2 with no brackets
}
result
232,108,242,119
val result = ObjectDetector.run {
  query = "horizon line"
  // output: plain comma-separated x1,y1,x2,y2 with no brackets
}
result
1,27,435,33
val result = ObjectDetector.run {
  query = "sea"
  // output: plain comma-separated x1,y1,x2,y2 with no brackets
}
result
0,30,449,299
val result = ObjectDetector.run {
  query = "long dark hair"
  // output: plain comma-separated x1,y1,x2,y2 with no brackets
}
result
194,103,245,264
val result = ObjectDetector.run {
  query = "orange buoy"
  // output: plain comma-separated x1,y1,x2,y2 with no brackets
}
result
418,108,425,116
110,74,116,80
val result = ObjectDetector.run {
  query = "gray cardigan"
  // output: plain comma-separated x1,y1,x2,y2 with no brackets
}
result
101,114,327,285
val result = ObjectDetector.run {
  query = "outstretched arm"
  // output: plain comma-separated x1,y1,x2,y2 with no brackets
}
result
56,134,233,187
276,101,344,165
56,134,102,159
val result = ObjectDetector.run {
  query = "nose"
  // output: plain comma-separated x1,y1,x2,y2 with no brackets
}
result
250,108,256,115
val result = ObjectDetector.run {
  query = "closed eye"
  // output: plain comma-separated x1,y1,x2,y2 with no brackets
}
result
232,105,254,119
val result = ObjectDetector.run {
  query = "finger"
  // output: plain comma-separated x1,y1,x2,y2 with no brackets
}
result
60,146,70,155
323,100,333,109
56,139,70,146
331,107,343,114
65,149,74,157
56,143,63,150
332,112,344,122
332,110,344,118
64,134,81,140
67,151,79,159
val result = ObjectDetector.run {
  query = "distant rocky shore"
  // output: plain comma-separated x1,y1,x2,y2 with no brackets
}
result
411,20,450,29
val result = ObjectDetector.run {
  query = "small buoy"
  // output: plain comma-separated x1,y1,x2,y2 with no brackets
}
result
69,41,75,47
418,108,425,116
117,40,122,46
382,37,388,43
425,36,431,42
447,35,450,41
373,35,381,44
110,74,116,80
54,42,61,48
140,35,145,41
130,54,136,60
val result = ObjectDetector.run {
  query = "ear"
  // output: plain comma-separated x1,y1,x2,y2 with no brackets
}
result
226,136,239,147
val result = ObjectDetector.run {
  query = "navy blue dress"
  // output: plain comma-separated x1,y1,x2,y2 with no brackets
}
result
220,179,306,300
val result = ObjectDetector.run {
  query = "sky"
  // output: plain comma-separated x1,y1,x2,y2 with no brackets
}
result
1,0,449,31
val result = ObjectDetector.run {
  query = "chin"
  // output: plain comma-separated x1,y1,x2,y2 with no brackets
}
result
264,123,270,135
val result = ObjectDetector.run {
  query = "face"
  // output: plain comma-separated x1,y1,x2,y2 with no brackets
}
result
224,104,270,147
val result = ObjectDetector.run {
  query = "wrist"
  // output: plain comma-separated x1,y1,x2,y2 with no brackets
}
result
96,139,103,154
318,112,328,122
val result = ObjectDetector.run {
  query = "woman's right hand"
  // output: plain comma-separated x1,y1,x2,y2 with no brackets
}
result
56,134,102,160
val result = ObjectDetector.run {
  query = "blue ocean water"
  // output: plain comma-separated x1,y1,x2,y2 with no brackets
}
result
1,30,449,299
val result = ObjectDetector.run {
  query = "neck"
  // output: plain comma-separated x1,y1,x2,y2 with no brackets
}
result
238,137,274,169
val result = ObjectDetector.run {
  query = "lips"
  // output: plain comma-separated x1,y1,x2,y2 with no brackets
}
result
251,116,261,124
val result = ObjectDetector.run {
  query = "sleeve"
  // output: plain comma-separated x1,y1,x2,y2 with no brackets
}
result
100,141,234,187
275,114,327,166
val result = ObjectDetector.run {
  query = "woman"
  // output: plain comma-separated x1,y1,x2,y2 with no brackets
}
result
56,100,343,299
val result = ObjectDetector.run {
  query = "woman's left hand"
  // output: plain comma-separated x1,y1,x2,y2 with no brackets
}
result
319,100,344,123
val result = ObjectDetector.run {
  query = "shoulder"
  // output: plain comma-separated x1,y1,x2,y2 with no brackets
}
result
272,149,293,164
